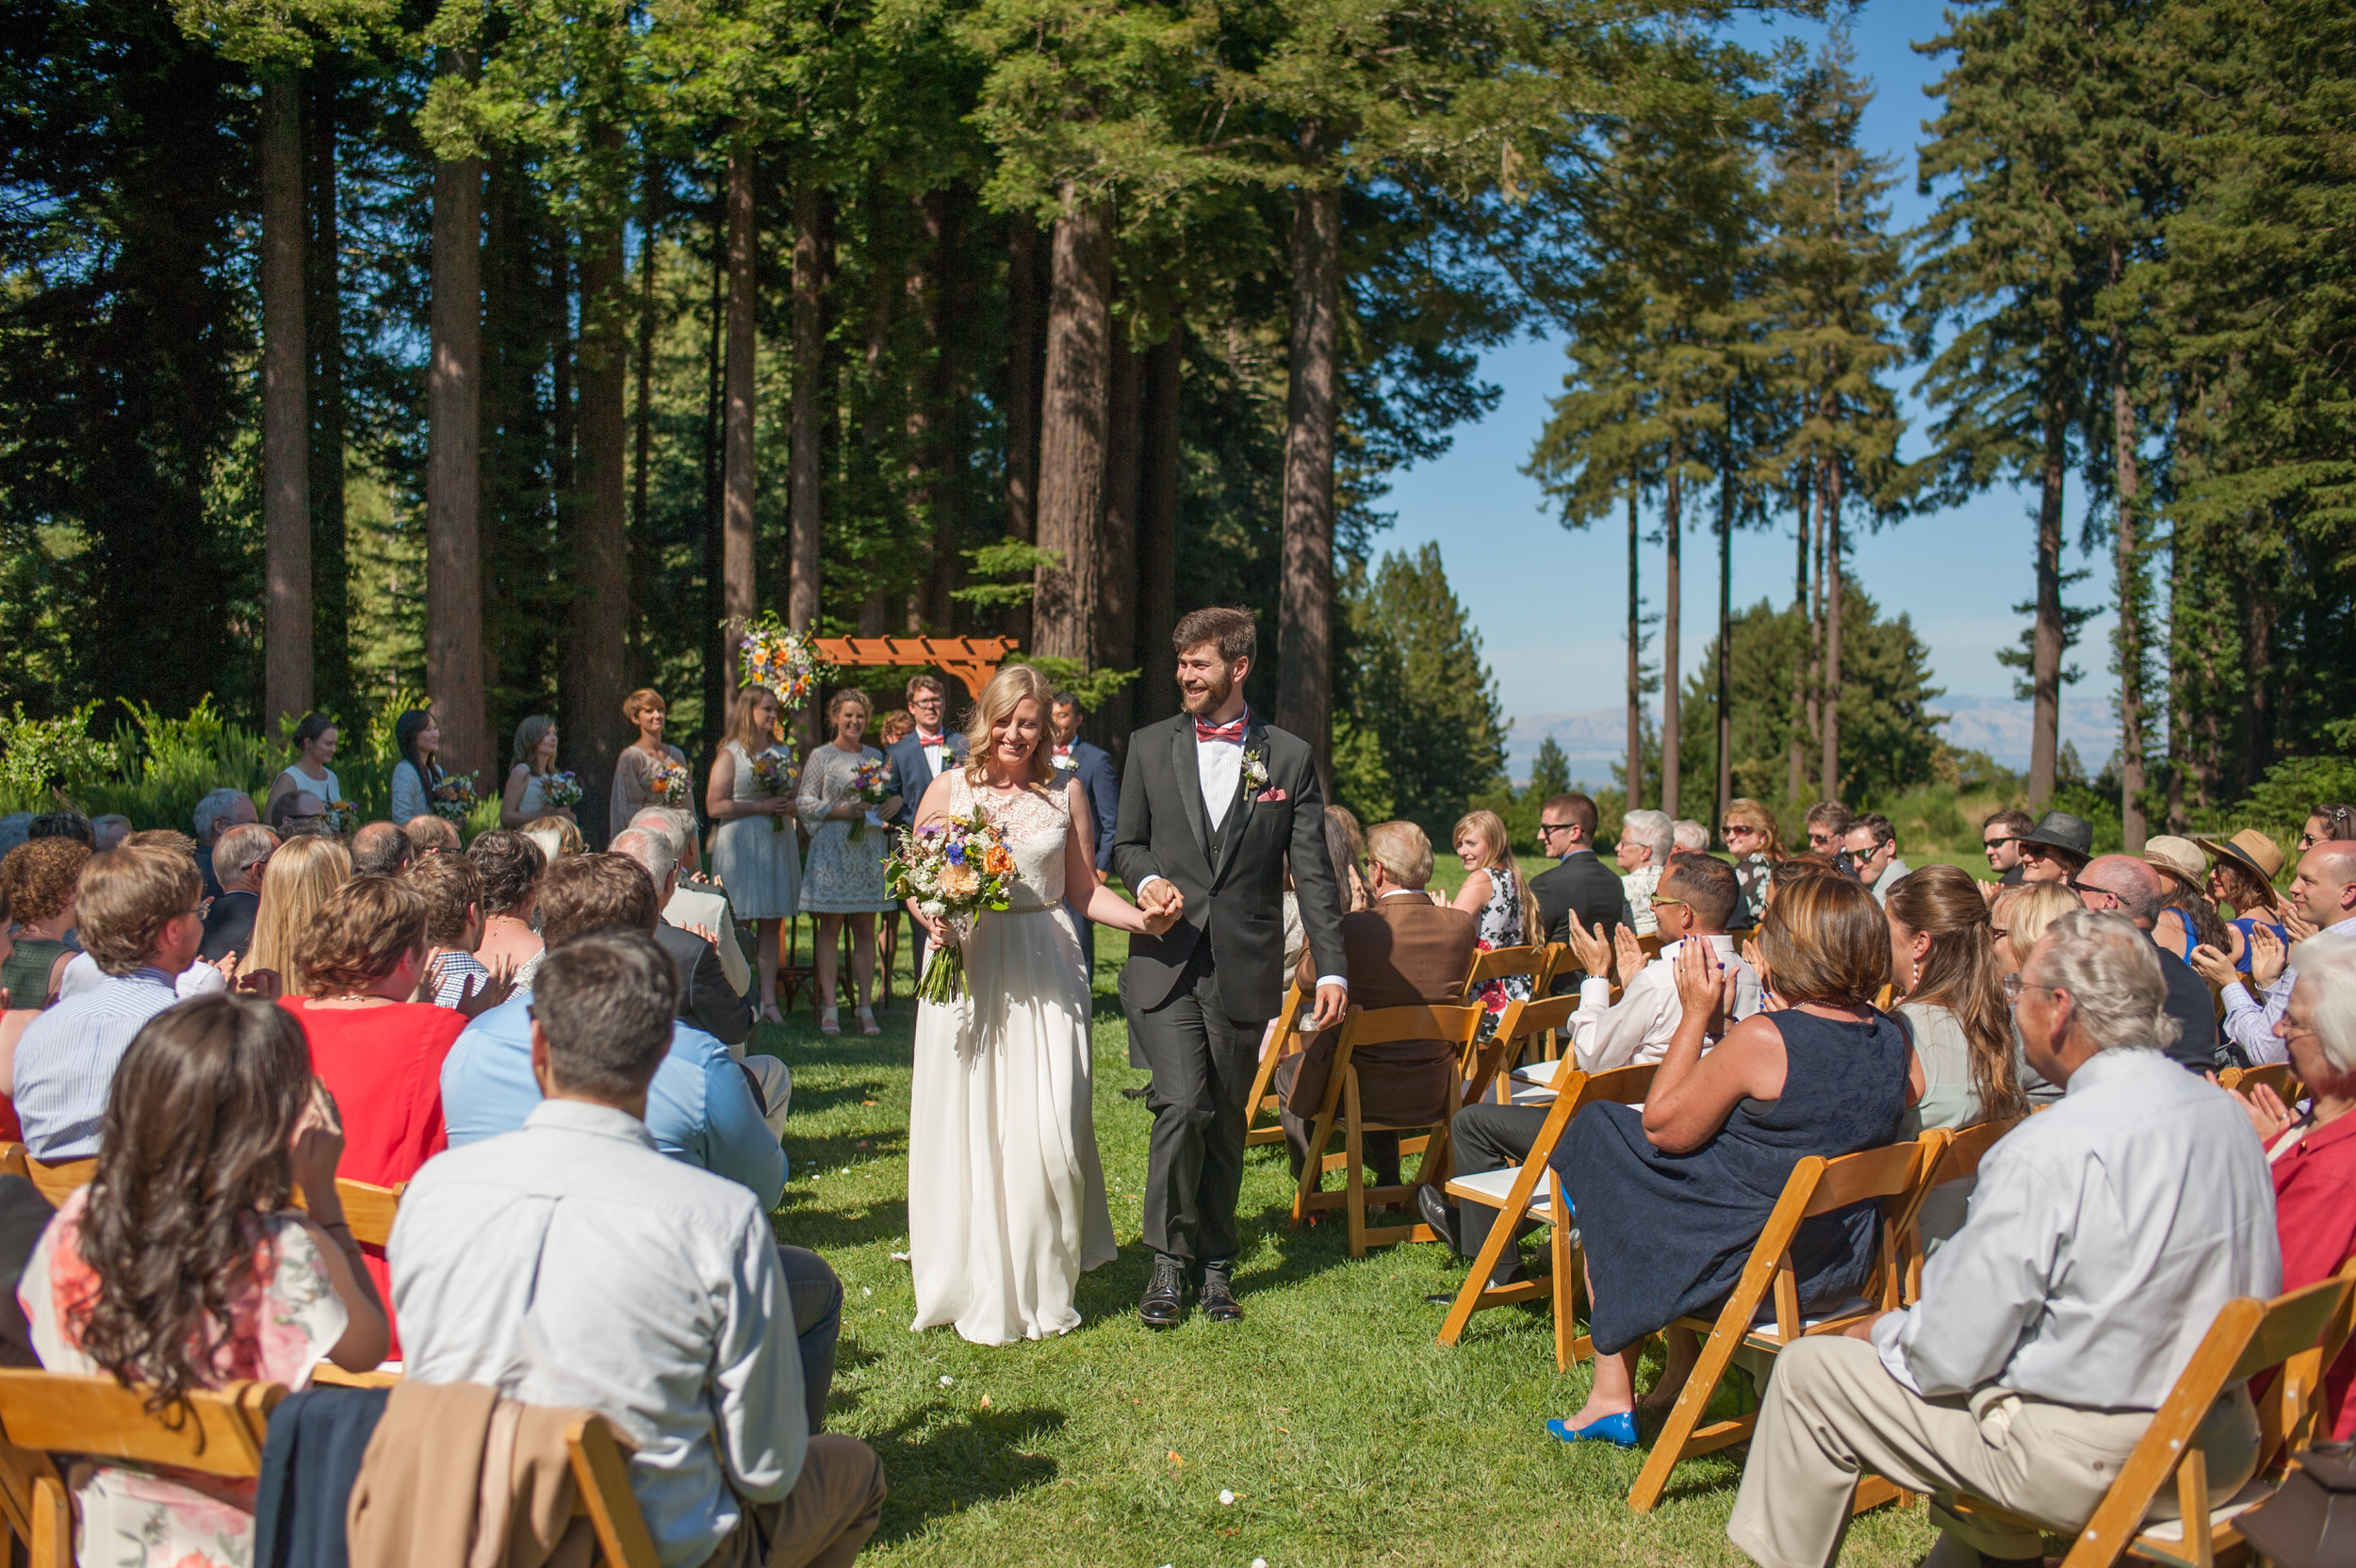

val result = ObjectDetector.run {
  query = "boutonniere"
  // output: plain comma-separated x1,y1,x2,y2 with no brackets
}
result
1242,747,1269,796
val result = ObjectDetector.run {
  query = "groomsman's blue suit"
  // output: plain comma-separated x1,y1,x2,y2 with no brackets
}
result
884,727,969,982
1053,737,1121,983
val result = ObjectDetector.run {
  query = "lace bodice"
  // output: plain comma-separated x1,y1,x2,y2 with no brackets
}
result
947,771,1070,912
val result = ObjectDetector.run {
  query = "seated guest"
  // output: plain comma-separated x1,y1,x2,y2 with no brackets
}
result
349,819,414,877
88,814,130,853
200,823,277,964
441,854,785,1207
1549,874,1917,1446
2228,933,2356,1444
13,845,208,1158
521,813,583,866
1980,808,2035,887
0,837,90,1009
2144,834,2232,962
401,812,460,858
393,930,882,1568
2195,840,2356,1070
1673,818,1709,855
266,788,327,835
406,848,495,1007
1721,798,1785,930
23,993,389,1563
1275,821,1478,1193
1424,855,1761,1288
467,828,547,983
57,833,243,1006
1802,800,1853,856
191,787,259,899
26,811,92,845
2076,854,2223,1071
1843,813,1911,907
1993,881,2080,1106
1614,809,1674,937
2196,828,2290,973
614,825,756,1049
247,834,353,996
1531,792,1625,988
1726,910,2280,1568
2303,803,2356,852
2014,809,2093,885
1451,808,1537,1017
0,815,30,860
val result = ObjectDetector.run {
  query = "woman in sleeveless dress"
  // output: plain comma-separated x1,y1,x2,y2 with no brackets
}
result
709,685,801,1024
388,709,442,825
1548,874,1919,1446
903,663,1178,1346
267,710,342,820
500,714,574,827
1450,808,1535,1023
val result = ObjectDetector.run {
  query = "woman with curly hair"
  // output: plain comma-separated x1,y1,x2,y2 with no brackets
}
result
0,836,90,1010
22,992,387,1563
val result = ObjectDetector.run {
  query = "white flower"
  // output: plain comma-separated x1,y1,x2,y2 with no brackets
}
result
920,900,946,918
939,1375,954,1387
1219,1489,1235,1505
1242,750,1269,793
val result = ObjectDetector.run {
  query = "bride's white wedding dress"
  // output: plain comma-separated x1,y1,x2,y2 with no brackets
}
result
908,771,1118,1345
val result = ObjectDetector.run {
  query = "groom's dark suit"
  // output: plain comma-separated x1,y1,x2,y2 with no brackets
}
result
1115,711,1347,1264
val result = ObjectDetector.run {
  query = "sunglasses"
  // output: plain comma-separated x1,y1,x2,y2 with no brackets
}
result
1984,836,2020,850
1722,824,1761,838
1648,893,1690,911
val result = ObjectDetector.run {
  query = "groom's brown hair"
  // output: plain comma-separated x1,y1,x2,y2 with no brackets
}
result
1173,607,1255,662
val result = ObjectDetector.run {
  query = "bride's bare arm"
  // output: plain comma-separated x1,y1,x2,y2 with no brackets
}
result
1062,784,1170,934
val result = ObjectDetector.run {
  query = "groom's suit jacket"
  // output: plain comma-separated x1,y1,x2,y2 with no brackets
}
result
1113,712,1348,1022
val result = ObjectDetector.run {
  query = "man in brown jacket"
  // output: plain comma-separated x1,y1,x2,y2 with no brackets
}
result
1275,820,1479,1188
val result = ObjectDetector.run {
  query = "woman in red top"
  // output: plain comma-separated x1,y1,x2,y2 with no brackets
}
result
2232,933,2356,1442
280,874,470,1351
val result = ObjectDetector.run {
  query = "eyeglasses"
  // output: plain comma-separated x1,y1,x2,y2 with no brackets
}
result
1536,822,1573,839
1648,893,1690,911
2020,842,2054,860
1722,824,1760,839
2001,972,2056,1003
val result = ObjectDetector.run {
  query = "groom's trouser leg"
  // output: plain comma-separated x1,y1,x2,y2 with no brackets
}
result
1137,961,1254,1263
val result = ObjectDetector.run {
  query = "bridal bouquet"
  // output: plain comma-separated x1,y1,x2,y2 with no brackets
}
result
886,809,1020,1003
430,772,481,823
734,612,825,712
537,770,583,811
846,756,891,841
647,755,692,808
748,747,798,834
320,799,361,838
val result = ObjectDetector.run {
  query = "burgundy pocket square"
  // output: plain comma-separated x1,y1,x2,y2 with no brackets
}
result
1255,788,1287,803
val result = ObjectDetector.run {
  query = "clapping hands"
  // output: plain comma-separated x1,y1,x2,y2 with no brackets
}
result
2187,943,2240,990
1672,936,1736,1036
1565,918,1613,984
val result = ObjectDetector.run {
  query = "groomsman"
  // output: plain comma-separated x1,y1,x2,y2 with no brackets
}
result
1049,692,1121,982
883,675,968,982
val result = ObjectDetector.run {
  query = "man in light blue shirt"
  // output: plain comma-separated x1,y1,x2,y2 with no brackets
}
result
441,854,786,1210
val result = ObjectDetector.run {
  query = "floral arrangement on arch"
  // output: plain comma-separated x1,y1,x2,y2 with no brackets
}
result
886,808,1020,1003
733,612,826,712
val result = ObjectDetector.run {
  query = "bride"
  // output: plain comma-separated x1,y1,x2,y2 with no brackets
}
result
904,663,1176,1345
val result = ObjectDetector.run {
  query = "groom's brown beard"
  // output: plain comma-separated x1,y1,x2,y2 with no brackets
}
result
1180,668,1233,716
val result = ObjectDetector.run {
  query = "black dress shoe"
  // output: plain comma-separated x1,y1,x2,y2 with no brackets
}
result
1197,1258,1243,1324
1120,1085,1150,1101
1416,1184,1460,1252
1138,1252,1186,1329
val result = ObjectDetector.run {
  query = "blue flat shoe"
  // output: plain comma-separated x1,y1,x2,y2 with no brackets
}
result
1546,1411,1638,1448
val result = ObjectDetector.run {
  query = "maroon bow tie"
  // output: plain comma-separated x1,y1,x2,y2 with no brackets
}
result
1195,716,1248,743
917,731,945,746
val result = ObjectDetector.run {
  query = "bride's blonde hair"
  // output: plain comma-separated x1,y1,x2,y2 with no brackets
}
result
961,663,1058,791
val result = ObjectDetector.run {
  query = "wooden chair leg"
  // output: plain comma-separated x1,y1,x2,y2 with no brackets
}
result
1291,1104,1338,1229
1344,1073,1367,1258
1553,1177,1576,1373
2174,1448,2212,1568
1627,1303,1754,1512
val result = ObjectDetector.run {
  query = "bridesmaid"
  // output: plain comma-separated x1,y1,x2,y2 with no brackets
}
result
610,689,696,860
708,685,801,1025
388,710,442,826
500,715,573,828
267,711,341,820
796,689,900,1037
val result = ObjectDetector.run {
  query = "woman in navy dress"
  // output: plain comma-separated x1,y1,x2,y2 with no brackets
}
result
1549,874,1920,1446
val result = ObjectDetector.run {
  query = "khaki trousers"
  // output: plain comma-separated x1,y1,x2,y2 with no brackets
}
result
1726,1336,2258,1568
703,1435,886,1568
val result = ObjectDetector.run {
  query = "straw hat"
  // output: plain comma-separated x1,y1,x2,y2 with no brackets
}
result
2141,835,2206,889
2195,827,2285,886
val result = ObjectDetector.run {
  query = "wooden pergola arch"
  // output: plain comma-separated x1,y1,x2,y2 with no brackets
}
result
811,636,1020,699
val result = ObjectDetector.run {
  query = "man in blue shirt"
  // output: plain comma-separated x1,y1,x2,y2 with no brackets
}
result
442,853,787,1209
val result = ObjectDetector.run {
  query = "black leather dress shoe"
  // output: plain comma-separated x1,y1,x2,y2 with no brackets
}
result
1416,1184,1459,1252
1138,1252,1186,1329
1197,1258,1243,1324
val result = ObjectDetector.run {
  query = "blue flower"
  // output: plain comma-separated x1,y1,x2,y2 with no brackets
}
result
945,842,966,865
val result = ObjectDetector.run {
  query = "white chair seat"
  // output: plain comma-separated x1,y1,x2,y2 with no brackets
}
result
1510,1062,1562,1086
1444,1165,1560,1221
2135,1477,2275,1543
1742,1296,1876,1344
1509,1083,1558,1106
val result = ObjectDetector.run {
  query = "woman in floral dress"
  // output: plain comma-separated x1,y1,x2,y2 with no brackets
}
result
1450,808,1537,1025
23,993,389,1568
798,688,901,1036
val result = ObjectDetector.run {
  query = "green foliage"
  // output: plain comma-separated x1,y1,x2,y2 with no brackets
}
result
1333,545,1507,839
951,544,1068,611
0,704,122,811
1329,716,1394,826
1022,659,1137,718
1526,736,1571,804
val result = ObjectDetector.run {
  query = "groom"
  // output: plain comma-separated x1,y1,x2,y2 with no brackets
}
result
1114,607,1349,1328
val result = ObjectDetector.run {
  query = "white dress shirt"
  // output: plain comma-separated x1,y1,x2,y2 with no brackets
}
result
392,1100,803,1568
56,950,226,1002
1872,1046,2280,1410
2220,914,2356,1066
1567,934,1761,1072
1195,719,1245,829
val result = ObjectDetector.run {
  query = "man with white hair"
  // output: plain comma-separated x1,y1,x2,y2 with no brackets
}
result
2193,841,2356,1068
1615,809,1675,937
1672,819,1710,855
200,824,277,963
1727,910,2280,1568
610,826,756,1050
190,787,257,898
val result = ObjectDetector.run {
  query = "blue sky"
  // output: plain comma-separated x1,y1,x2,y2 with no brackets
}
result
1376,1,2123,785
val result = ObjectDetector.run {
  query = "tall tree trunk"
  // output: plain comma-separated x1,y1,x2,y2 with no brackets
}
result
1661,455,1682,818
2111,317,2146,851
426,63,485,783
1136,329,1182,730
905,190,956,631
566,155,630,842
1819,462,1844,801
1806,465,1825,796
2027,400,2068,807
1788,469,1808,806
2238,588,2274,793
1098,325,1141,743
306,65,349,717
2165,520,2188,835
1716,470,1734,834
788,175,826,640
1005,220,1042,649
721,146,759,685
261,73,311,730
1277,124,1341,788
629,168,658,694
699,201,726,757
1032,189,1111,663
1626,485,1642,809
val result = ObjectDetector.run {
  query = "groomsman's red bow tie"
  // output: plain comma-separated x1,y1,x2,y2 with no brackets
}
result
917,730,945,746
1194,716,1248,743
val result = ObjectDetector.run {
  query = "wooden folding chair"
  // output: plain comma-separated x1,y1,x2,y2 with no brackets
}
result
0,1148,93,1209
1904,1270,2356,1568
1462,993,1579,1110
2223,1062,2305,1104
1903,1116,2021,1300
1289,1004,1484,1257
1461,943,1548,1004
1627,1135,1948,1513
567,1413,664,1568
1436,1061,1658,1370
0,1145,404,1247
1244,983,1311,1150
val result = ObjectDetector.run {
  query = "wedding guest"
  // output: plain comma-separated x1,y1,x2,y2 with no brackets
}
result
2193,841,2356,1069
1721,798,1786,929
522,813,583,865
1549,874,1916,1446
0,889,20,1138
26,811,92,846
349,818,413,876
267,710,343,822
440,854,785,1208
466,830,546,983
1453,808,1539,1021
267,788,326,835
884,675,968,981
2014,809,2093,884
2196,829,2288,973
88,814,130,853
248,834,354,997
611,689,695,857
0,838,89,1009
1726,910,2278,1568
12,844,209,1158
57,833,245,1005
500,713,574,827
876,709,914,746
2301,803,2356,853
393,929,883,1568
200,824,276,964
799,689,900,1037
1803,801,1853,855
1982,808,2036,887
1531,792,1625,989
1993,881,2081,1107
23,994,388,1564
707,685,800,1025
406,849,493,1008
190,788,257,899
1049,691,1120,978
1326,807,1370,914
2226,933,2356,1443
402,812,460,858
1673,819,1710,855
1614,808,1675,937
614,825,756,1050
387,709,442,826
2144,834,2231,960
2074,854,2224,1072
1842,813,1911,907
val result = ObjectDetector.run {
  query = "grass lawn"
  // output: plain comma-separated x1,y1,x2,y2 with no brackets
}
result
749,922,1941,1567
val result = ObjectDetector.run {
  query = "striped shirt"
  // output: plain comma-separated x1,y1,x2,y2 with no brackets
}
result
13,967,179,1159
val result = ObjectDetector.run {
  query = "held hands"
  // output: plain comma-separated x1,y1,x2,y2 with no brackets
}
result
908,903,955,949
2187,943,2240,990
1137,880,1186,923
